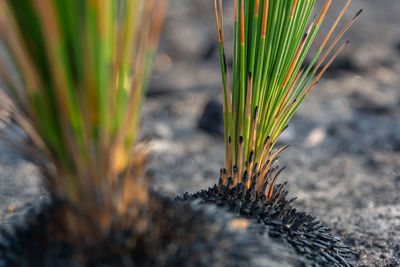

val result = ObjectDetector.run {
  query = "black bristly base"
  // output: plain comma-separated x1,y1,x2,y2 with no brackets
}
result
177,182,357,267
0,193,307,267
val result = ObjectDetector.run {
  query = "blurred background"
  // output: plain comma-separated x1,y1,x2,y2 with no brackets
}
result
0,0,399,266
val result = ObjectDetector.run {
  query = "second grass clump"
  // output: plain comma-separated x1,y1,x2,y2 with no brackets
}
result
179,0,361,266
215,0,361,198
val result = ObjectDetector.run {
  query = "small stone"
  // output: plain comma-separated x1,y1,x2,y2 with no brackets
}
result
7,203,16,213
229,218,250,232
198,99,223,136
148,122,173,139
305,127,326,147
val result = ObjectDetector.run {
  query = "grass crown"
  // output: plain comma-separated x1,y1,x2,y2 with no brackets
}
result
213,0,361,200
0,0,167,234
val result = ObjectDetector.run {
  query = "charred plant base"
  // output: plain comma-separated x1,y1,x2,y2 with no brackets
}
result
177,182,357,267
0,193,306,267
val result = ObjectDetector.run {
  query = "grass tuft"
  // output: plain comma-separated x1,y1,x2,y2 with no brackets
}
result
213,0,361,200
0,0,167,236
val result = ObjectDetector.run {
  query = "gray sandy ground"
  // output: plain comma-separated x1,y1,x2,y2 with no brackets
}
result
1,0,400,266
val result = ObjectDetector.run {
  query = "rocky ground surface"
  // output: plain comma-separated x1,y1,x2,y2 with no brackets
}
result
0,0,399,266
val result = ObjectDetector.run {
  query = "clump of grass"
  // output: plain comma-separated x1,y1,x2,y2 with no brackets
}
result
213,0,361,200
0,0,167,236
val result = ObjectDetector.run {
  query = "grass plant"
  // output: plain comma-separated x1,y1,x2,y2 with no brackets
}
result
0,0,167,236
213,0,361,201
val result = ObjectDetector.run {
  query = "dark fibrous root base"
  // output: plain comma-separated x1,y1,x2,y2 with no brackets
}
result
0,193,305,267
177,182,357,267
